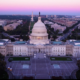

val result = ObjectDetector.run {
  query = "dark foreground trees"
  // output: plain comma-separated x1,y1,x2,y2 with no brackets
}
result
76,60,80,79
0,53,8,79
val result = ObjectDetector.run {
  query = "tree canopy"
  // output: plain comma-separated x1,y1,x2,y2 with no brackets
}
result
0,53,6,76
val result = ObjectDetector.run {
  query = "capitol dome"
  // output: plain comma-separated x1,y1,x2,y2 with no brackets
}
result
31,17,48,36
30,13,49,45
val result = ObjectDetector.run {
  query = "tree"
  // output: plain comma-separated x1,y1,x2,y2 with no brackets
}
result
0,26,4,33
55,30,59,34
52,35,57,40
4,20,30,35
0,53,5,60
77,60,80,69
76,70,80,79
11,38,15,42
26,36,29,41
0,53,6,76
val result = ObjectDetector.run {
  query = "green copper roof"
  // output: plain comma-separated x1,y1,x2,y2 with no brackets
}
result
52,41,63,45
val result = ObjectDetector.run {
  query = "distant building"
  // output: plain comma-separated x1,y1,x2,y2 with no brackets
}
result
78,23,80,29
0,20,7,27
53,18,77,27
3,20,23,31
46,15,48,18
44,20,54,26
17,20,23,24
54,15,57,18
51,23,66,33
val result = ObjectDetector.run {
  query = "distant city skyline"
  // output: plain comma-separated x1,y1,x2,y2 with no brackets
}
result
0,0,80,16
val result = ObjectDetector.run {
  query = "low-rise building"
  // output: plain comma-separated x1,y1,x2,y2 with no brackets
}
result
0,20,7,27
51,23,66,33
78,23,80,29
44,20,54,26
0,42,6,56
3,22,21,31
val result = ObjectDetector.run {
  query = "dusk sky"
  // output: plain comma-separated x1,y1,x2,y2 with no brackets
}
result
0,0,80,15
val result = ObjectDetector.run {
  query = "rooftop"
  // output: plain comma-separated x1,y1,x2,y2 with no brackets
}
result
0,42,4,46
14,41,27,45
67,40,80,46
52,41,64,45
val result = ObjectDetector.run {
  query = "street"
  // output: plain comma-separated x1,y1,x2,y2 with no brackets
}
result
57,25,78,41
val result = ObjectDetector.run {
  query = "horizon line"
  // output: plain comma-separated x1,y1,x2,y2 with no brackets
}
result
0,14,77,16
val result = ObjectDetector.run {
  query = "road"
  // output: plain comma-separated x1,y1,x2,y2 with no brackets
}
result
2,32,17,41
48,19,79,41
57,25,78,41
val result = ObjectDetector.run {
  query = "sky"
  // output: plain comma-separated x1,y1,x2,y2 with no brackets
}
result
0,0,80,15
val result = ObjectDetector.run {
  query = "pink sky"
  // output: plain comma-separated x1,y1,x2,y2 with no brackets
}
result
0,0,80,15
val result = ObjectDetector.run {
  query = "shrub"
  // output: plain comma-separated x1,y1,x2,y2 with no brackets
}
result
70,54,72,56
6,54,9,56
10,54,13,56
8,59,12,62
66,54,68,56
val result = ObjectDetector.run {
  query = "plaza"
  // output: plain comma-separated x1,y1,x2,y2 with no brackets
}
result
5,56,78,79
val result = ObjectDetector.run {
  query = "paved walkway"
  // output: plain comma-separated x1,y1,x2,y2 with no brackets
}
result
5,57,78,79
70,69,78,79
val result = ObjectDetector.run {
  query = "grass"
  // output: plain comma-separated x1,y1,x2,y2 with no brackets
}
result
8,57,30,61
50,57,72,61
0,71,9,79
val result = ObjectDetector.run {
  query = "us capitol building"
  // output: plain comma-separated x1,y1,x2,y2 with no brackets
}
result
0,12,80,58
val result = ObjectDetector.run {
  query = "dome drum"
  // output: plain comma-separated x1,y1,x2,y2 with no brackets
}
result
30,15,49,45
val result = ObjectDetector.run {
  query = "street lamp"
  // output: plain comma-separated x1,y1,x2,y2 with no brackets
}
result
7,66,14,79
21,73,23,79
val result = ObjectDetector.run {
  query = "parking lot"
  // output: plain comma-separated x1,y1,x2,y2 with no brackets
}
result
5,57,78,79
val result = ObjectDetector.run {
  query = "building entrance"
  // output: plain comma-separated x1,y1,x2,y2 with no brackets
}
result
34,48,46,59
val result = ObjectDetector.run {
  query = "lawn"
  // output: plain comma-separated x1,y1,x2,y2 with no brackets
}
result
0,71,9,79
8,57,30,61
50,57,72,61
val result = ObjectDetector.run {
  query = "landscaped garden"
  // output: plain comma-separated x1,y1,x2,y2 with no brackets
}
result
50,57,72,61
8,57,30,62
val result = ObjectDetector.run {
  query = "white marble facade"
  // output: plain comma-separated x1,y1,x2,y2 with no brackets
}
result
13,45,28,56
51,45,66,56
73,46,80,57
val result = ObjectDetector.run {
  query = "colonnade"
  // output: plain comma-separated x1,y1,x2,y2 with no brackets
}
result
31,36,48,40
28,47,51,55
